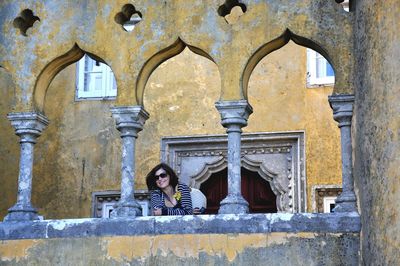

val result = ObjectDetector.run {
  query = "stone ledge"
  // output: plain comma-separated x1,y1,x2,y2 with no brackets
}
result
0,213,360,240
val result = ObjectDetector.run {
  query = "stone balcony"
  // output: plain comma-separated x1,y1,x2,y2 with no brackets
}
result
0,213,360,265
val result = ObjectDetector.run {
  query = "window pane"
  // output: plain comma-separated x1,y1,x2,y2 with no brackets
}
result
326,63,334,77
95,76,102,90
316,57,325,78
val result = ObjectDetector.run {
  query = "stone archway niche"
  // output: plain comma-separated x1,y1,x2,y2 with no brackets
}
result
161,131,306,213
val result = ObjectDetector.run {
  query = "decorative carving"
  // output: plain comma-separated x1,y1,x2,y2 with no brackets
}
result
111,106,149,137
92,190,150,218
218,0,247,24
215,100,253,129
114,4,142,32
190,156,226,188
161,131,306,213
13,9,40,36
314,187,342,213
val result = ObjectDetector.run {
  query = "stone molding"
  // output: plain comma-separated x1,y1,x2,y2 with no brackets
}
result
92,190,151,218
161,131,306,213
8,112,49,142
328,94,354,127
311,185,343,213
111,106,149,137
0,213,361,240
215,100,253,130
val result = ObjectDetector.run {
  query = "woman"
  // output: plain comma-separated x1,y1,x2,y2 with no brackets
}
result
146,163,193,216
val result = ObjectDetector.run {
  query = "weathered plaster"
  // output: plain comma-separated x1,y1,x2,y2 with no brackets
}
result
0,0,353,112
354,0,400,264
0,213,360,264
0,231,360,265
0,68,19,220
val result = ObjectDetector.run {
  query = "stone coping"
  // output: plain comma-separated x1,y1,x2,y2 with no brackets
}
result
0,213,360,240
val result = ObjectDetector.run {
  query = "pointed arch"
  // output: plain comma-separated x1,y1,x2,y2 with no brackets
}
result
189,156,227,188
136,38,218,105
33,44,112,113
242,29,335,99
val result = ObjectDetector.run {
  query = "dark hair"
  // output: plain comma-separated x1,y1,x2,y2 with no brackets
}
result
146,163,179,191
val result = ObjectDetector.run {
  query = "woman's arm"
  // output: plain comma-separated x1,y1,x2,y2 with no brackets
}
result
161,183,193,215
150,190,164,211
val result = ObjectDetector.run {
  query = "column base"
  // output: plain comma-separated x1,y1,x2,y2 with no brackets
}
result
3,203,39,221
333,191,358,213
218,194,249,214
110,200,142,218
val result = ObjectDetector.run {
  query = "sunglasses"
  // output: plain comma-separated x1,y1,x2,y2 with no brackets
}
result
155,173,168,180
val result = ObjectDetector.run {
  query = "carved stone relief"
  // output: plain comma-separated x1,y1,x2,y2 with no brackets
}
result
92,190,151,217
311,185,342,213
161,131,306,213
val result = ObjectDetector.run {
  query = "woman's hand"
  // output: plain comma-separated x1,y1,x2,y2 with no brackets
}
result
153,208,162,216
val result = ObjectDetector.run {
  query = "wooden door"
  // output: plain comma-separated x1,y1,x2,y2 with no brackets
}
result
200,168,277,214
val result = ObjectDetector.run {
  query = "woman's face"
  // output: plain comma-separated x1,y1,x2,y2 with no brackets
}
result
155,168,170,189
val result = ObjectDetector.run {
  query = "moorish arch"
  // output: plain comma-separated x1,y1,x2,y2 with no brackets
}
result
33,44,114,113
136,37,220,106
189,156,289,212
242,29,338,100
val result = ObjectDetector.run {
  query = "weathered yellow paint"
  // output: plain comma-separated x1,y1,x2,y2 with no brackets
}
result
104,234,274,262
0,0,353,113
0,232,357,265
105,237,134,262
0,239,40,262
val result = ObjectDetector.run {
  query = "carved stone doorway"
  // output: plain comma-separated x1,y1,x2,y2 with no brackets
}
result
200,167,277,214
161,131,306,213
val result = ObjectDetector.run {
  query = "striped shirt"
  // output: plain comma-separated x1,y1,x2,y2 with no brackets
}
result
150,183,193,215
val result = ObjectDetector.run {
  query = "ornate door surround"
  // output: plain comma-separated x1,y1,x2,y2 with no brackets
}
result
161,131,306,213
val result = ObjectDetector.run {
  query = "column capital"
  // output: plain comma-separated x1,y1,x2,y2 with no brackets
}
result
111,106,149,137
328,94,354,127
8,112,49,142
215,100,253,128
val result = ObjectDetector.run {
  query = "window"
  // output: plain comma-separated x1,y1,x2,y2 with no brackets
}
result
323,196,337,213
76,55,117,99
307,49,335,86
314,186,342,213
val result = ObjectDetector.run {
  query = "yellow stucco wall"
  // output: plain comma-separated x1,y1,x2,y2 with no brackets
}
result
0,232,359,265
0,41,341,219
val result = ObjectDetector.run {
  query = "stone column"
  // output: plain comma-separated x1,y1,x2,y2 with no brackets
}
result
329,94,357,213
215,100,253,214
110,106,149,218
4,112,49,221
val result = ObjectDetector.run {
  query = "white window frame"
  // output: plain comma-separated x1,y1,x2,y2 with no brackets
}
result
76,54,117,100
307,49,335,87
323,196,337,213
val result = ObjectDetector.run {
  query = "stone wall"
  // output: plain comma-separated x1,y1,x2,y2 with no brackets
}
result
354,0,400,264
